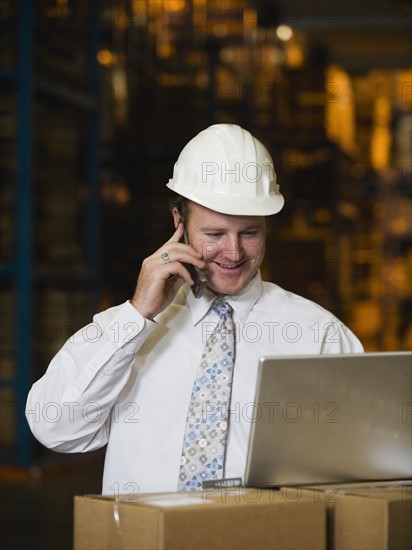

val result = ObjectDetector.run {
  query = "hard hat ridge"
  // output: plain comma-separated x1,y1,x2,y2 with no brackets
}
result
166,124,284,216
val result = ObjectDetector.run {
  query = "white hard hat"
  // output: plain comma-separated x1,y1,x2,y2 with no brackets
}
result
166,124,284,216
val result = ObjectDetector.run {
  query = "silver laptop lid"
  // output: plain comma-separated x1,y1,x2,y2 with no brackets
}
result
244,352,412,486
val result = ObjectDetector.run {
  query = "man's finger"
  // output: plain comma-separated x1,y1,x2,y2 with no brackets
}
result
167,222,185,243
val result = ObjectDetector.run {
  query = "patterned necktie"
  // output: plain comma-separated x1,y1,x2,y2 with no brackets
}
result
178,299,236,491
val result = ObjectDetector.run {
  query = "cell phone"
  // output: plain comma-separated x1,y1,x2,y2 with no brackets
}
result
184,262,208,298
179,217,208,298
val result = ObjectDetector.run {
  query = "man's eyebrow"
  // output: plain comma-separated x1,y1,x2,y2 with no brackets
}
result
198,226,227,232
198,224,261,232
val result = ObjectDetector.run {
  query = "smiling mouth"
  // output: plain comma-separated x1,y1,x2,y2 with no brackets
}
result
213,259,248,270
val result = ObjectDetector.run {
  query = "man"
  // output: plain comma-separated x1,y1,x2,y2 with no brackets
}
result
26,124,363,496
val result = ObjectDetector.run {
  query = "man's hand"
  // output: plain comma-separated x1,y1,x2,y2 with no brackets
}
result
130,224,206,320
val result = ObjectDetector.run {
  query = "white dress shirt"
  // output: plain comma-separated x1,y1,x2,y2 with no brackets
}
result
26,272,363,495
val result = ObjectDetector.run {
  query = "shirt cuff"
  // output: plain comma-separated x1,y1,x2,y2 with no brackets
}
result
105,300,157,353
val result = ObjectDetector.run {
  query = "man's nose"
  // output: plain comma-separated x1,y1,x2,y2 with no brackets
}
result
221,236,243,262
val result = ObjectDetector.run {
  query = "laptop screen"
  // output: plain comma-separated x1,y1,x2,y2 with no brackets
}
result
244,352,412,486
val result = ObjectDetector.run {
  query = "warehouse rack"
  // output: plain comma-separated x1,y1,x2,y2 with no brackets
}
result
0,0,101,466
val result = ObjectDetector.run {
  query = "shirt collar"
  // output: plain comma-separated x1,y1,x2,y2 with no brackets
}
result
184,271,263,327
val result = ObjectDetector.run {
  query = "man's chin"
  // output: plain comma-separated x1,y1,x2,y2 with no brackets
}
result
206,273,252,297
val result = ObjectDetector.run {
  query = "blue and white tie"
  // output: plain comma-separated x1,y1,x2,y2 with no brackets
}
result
178,299,236,490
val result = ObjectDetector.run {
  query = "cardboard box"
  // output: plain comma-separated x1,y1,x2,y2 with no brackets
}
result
74,489,326,550
301,481,412,550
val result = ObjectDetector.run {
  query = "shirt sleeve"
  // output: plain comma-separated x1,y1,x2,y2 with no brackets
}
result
25,301,157,453
319,315,364,354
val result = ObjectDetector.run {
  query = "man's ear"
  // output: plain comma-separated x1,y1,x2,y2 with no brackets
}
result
172,207,182,229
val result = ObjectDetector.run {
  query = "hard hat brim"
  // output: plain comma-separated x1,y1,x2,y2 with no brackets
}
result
166,181,284,216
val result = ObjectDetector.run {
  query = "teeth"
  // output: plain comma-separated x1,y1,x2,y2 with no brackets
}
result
220,264,237,269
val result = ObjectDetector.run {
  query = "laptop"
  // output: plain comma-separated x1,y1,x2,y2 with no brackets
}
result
244,352,412,486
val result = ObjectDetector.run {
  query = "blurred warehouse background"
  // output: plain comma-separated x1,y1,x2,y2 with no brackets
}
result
0,0,411,548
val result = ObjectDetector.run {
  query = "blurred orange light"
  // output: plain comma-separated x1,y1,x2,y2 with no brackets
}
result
164,0,186,12
97,49,113,66
276,25,293,41
213,24,228,38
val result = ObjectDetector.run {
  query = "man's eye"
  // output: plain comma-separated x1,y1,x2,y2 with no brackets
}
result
205,233,223,238
243,231,258,237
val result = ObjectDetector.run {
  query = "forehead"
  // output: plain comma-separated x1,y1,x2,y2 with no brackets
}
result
188,201,266,229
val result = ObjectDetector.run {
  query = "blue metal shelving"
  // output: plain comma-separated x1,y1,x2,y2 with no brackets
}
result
0,0,34,467
0,0,101,466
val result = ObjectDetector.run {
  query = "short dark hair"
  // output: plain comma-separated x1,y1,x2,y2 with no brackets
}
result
168,195,191,223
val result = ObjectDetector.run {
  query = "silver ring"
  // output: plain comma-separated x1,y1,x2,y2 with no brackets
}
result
161,251,171,264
